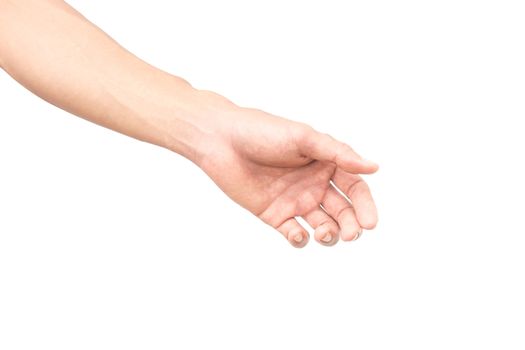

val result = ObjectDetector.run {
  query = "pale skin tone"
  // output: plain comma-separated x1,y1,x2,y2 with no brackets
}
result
0,0,378,248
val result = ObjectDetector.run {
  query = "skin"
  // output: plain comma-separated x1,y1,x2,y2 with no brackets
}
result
0,0,378,248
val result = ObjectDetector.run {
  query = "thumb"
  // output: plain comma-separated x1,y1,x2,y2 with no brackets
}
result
298,127,379,174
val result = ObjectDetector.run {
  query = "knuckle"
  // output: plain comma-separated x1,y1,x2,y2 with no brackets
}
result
294,123,314,142
346,178,366,197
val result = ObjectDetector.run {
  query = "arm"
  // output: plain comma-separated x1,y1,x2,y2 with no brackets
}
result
0,0,379,248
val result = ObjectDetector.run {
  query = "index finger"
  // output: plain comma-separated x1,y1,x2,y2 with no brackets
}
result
297,128,379,174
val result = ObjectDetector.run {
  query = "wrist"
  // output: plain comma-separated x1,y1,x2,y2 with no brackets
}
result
160,86,239,166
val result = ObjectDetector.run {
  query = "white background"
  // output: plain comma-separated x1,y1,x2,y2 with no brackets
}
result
1,0,524,349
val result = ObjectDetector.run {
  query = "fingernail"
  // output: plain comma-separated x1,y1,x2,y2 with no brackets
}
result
293,233,304,243
352,229,363,241
321,233,332,243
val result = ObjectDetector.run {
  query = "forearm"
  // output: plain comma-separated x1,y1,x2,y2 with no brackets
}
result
0,0,227,163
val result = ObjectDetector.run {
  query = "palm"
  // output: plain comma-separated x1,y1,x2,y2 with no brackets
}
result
200,108,378,247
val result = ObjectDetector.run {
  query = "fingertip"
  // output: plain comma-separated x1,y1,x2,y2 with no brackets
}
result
275,218,310,248
340,227,362,242
367,162,380,173
314,225,339,246
338,157,379,175
359,159,379,174
360,218,378,230
352,228,363,241
356,207,378,230
289,230,309,248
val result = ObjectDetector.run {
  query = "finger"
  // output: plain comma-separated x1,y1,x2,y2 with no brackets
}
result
332,168,378,229
302,207,340,246
321,185,362,241
275,217,309,248
298,128,379,174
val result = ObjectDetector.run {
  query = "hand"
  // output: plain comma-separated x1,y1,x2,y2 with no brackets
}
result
0,0,377,248
197,99,379,248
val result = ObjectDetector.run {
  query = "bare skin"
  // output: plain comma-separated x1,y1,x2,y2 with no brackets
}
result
0,0,378,247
